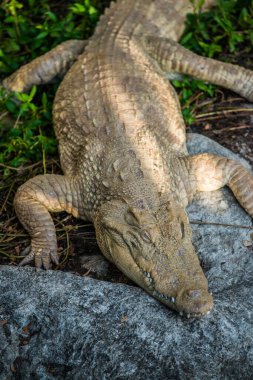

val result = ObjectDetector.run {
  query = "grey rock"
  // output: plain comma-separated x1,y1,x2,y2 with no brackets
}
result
1,134,253,379
80,253,110,276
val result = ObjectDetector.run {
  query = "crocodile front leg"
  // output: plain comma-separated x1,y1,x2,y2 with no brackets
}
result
185,153,253,217
14,174,84,268
3,40,87,93
143,36,253,102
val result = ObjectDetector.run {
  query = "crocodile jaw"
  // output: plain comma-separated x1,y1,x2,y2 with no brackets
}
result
98,227,213,318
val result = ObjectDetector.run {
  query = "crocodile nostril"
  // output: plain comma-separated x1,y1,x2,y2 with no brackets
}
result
186,289,202,298
176,288,213,315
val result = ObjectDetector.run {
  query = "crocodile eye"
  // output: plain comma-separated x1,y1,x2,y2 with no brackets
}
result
141,230,151,243
180,222,185,239
131,240,138,249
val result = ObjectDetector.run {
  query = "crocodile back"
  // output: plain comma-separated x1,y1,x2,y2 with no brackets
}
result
53,0,215,175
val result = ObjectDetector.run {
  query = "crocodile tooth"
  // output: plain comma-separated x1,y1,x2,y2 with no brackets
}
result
187,314,191,319
179,312,183,316
171,297,176,303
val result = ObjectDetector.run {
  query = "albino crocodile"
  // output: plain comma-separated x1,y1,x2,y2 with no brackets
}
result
3,0,253,317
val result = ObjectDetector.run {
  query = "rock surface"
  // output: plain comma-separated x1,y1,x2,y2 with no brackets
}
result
1,134,253,379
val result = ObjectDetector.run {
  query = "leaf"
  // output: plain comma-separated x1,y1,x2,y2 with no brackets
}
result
29,85,37,100
10,128,21,137
46,11,57,22
9,156,26,167
42,92,48,108
17,93,30,102
180,32,193,45
5,100,17,113
35,31,48,40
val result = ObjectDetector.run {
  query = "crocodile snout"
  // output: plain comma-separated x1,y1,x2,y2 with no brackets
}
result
176,288,213,317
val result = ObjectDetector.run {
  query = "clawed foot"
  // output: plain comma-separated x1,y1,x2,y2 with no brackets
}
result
19,244,59,270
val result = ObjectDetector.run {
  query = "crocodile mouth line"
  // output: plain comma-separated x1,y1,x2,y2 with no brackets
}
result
140,268,211,318
140,268,176,304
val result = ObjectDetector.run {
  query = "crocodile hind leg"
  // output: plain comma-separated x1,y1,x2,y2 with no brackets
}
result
185,153,253,217
14,174,84,269
143,36,253,101
2,40,87,93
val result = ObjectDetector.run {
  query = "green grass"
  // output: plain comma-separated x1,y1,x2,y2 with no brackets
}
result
0,0,108,177
174,0,253,123
0,0,253,176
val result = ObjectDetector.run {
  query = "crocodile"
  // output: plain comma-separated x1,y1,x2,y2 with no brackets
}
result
3,0,253,317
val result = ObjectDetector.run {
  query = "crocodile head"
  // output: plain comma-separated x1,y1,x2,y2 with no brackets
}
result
94,199,213,317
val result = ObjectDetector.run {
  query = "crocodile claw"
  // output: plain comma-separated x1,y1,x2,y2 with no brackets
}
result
19,244,59,269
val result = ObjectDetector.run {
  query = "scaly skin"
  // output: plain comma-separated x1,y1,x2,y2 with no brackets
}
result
3,0,253,317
